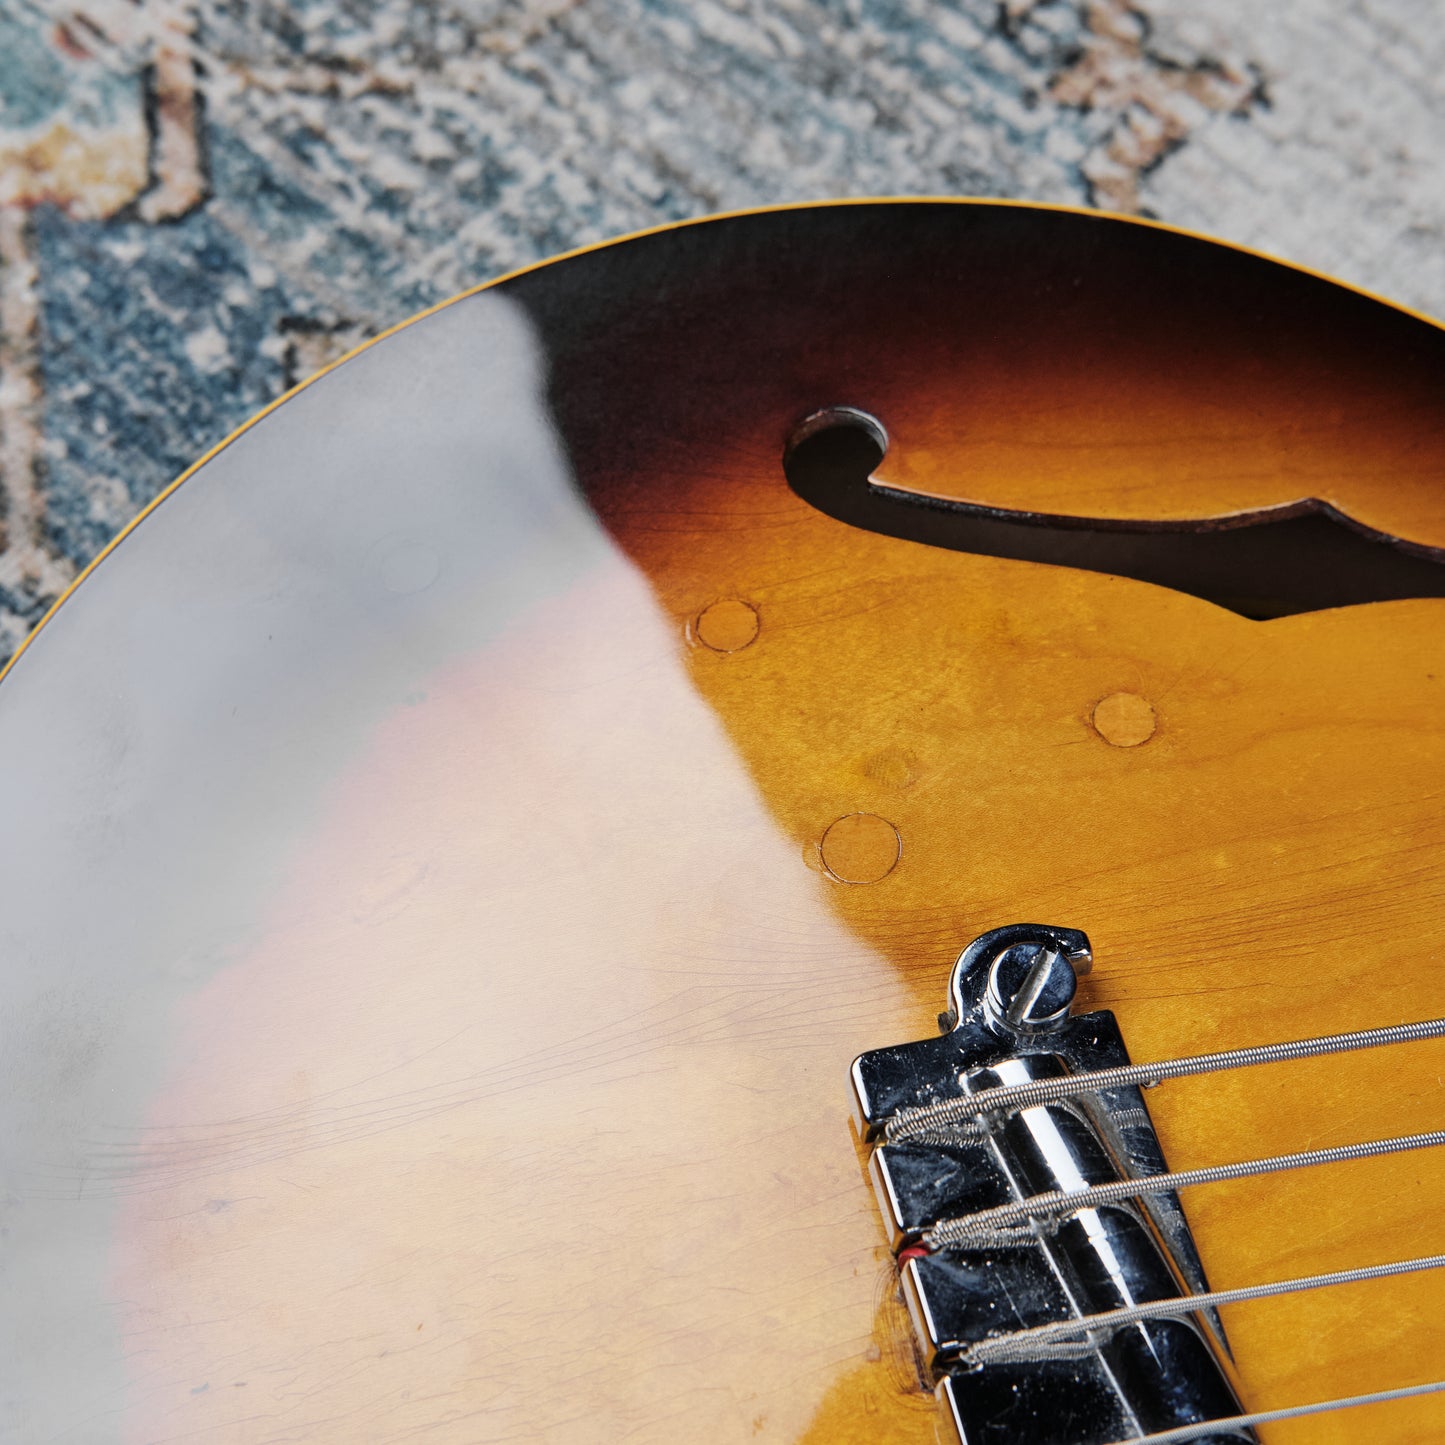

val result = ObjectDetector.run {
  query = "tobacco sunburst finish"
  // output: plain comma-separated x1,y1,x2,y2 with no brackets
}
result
3,202,1444,1443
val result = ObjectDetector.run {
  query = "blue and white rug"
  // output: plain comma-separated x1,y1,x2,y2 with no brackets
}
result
1,0,1442,661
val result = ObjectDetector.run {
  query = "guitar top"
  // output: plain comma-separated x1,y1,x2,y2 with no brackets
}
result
2,200,1444,1442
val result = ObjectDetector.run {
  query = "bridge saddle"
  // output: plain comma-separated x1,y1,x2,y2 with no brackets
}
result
851,924,1254,1445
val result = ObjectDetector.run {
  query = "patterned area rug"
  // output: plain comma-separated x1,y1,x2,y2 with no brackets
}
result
1,0,1443,662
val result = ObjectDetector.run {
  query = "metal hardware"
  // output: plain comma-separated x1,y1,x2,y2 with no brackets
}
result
851,924,1252,1445
982,934,1091,1039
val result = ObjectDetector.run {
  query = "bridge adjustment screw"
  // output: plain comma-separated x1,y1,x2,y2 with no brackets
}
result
982,942,1081,1039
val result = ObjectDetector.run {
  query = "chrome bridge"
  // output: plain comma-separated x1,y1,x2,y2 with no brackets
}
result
851,925,1253,1445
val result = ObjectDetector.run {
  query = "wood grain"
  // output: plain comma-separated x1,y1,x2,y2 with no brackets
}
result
535,202,1445,1439
12,203,1445,1442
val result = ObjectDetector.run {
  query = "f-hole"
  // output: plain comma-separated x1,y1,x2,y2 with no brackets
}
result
782,407,1445,620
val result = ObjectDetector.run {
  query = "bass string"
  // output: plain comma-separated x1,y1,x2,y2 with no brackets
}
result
1103,1377,1445,1444
923,1128,1445,1251
963,1250,1445,1366
884,1014,1445,1144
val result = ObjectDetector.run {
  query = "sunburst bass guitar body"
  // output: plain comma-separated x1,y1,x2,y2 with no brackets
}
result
3,201,1445,1444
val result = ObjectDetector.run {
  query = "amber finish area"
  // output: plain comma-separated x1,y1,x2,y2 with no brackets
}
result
2,203,1445,1444
514,204,1445,1439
